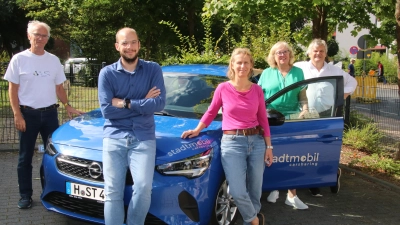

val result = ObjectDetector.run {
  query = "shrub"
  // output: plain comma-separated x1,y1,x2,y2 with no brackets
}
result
343,123,383,154
346,110,374,130
350,154,400,176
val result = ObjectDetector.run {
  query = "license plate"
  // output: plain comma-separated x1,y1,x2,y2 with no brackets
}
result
66,182,104,202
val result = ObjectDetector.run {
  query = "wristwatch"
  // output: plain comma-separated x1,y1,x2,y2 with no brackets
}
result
266,146,273,150
63,102,71,107
123,98,130,109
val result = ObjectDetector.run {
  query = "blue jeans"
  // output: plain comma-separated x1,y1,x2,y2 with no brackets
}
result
220,134,266,225
103,136,156,225
18,107,59,198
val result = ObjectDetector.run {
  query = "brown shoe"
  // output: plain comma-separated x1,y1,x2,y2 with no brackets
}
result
257,213,265,225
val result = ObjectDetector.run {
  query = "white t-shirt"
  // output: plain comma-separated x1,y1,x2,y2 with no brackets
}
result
4,50,66,108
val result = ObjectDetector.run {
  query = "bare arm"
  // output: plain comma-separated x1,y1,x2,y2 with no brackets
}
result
56,84,84,119
298,88,309,118
264,136,273,167
8,82,25,132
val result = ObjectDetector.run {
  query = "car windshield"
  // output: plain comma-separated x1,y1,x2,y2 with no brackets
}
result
163,72,227,119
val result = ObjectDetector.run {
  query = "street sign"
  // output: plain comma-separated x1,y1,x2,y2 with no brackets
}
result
349,46,358,55
357,35,367,49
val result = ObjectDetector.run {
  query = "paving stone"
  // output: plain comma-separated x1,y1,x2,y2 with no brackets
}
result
1,151,400,225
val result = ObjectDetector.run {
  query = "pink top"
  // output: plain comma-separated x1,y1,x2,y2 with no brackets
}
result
200,82,271,137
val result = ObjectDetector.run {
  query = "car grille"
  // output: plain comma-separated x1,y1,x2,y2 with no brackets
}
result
56,154,104,182
43,192,167,224
56,154,133,185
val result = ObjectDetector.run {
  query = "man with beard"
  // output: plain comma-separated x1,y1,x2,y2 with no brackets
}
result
98,27,166,225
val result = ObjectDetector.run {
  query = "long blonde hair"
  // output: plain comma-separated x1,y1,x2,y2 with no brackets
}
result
227,48,254,80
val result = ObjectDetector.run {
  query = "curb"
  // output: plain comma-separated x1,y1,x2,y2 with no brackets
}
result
339,164,400,191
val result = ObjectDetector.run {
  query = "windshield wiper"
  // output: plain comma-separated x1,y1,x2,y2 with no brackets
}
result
154,110,175,117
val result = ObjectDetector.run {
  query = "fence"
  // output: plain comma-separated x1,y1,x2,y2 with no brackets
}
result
350,81,400,153
0,63,399,153
0,63,103,150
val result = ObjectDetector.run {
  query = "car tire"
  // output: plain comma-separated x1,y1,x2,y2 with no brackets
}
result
209,180,238,225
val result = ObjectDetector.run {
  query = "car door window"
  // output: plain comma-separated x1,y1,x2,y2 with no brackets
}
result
266,77,343,121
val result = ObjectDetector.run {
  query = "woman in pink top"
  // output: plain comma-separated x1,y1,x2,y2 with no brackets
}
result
181,48,272,225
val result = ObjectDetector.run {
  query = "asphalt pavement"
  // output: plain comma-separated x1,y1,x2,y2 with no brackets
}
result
1,150,400,225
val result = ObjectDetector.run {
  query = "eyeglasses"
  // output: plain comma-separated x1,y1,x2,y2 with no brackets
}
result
275,50,289,56
31,33,49,39
118,40,139,47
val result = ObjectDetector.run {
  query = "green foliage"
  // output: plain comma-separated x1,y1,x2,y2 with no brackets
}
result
342,52,398,83
350,154,400,176
0,51,10,62
159,19,230,65
327,39,339,57
343,123,384,154
346,110,374,130
0,51,10,77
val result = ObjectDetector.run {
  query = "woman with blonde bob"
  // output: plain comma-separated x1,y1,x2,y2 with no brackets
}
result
182,48,273,225
258,41,309,210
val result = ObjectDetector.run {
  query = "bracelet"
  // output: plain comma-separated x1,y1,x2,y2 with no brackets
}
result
266,146,273,149
63,102,70,107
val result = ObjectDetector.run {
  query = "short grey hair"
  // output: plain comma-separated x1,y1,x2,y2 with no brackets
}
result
27,20,51,37
306,39,327,55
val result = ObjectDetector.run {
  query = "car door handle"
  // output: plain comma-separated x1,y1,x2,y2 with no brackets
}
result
317,136,339,142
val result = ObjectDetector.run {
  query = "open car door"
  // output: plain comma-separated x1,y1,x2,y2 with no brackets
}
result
263,76,345,191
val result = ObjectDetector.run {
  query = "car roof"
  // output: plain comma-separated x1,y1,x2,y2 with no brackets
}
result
162,64,228,77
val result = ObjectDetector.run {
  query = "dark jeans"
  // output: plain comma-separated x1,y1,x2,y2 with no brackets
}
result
18,107,59,198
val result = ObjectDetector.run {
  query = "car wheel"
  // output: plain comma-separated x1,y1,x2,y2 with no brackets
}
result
210,180,238,225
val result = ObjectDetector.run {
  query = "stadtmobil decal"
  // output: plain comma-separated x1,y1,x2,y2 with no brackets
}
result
168,139,212,156
273,153,320,167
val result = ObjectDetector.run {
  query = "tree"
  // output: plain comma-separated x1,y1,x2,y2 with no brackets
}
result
203,0,376,42
396,0,400,92
17,0,206,63
0,0,30,58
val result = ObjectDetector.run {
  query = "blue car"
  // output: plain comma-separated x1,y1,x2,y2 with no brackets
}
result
40,64,345,224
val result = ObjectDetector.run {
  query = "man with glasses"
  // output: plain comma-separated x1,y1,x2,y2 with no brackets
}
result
4,20,83,209
294,38,357,197
98,27,166,225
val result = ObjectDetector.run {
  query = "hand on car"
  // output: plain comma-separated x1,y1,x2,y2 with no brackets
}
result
181,129,200,139
65,106,85,119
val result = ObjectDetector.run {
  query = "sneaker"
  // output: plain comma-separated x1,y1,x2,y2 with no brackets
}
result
330,168,342,193
18,197,32,209
309,188,323,197
257,213,265,225
285,195,308,210
267,190,279,203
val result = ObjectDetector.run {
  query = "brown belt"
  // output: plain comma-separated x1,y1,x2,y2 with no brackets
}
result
223,127,263,136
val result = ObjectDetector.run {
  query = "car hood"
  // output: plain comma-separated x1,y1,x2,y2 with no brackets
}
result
51,109,222,163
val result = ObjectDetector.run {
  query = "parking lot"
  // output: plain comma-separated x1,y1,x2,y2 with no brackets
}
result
1,150,400,225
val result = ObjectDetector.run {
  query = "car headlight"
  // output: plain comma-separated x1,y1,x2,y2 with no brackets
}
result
45,137,58,156
156,148,212,178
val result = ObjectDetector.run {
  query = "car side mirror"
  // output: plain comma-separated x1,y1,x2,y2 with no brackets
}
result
267,109,285,126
